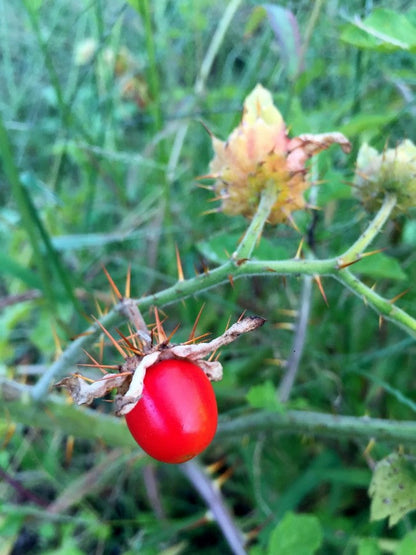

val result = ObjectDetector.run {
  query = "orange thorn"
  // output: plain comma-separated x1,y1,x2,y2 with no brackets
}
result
294,237,304,259
379,314,384,329
314,275,329,306
274,322,295,331
175,244,185,282
1,422,16,448
188,304,206,342
237,310,247,323
228,274,234,288
206,458,226,474
215,467,234,489
125,265,131,299
154,307,168,343
51,326,63,357
285,212,300,233
337,258,362,270
183,332,211,345
361,248,386,258
81,349,112,374
65,436,75,466
101,265,123,301
201,208,220,216
389,288,410,304
115,328,143,355
166,323,181,344
93,316,127,359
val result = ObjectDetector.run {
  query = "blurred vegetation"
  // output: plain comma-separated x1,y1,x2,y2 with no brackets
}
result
2,0,416,553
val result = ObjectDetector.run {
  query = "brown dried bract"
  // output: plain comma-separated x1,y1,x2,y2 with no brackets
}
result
56,300,265,416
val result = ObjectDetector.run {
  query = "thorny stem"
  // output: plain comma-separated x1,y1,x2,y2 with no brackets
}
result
6,377,416,447
338,193,397,265
30,194,415,401
232,183,278,262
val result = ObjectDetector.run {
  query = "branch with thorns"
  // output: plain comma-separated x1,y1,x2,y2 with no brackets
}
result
56,268,265,416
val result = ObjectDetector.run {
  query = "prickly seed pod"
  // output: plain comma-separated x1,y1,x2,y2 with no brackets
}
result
355,140,416,214
204,84,351,224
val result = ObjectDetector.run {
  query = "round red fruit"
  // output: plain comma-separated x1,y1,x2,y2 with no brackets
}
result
125,359,218,464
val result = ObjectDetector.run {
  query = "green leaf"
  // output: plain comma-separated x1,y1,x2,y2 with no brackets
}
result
369,453,416,526
246,381,286,413
268,512,323,555
397,531,416,555
357,538,381,555
353,253,407,281
341,9,416,52
339,113,397,141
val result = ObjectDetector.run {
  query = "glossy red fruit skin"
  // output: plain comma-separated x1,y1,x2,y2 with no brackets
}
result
125,359,218,464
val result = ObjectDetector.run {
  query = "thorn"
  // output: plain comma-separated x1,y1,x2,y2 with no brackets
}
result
1,423,16,448
228,274,234,288
125,265,131,299
115,328,143,355
274,322,295,331
98,334,105,363
154,308,168,343
215,467,234,489
361,248,386,258
101,265,123,301
389,288,410,304
165,323,181,344
201,208,220,216
237,310,247,323
285,212,300,233
198,119,214,138
188,304,206,342
337,257,362,270
277,308,298,318
51,326,63,357
93,316,127,359
78,363,120,370
81,349,113,374
183,332,211,345
65,435,75,466
294,237,304,259
195,183,214,191
379,314,384,329
314,275,329,306
175,244,185,281
205,458,226,474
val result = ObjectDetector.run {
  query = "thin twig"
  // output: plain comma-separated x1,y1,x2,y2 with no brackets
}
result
180,460,247,555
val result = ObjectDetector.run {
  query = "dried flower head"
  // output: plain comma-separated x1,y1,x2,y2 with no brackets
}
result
57,298,265,416
206,84,351,224
355,140,416,214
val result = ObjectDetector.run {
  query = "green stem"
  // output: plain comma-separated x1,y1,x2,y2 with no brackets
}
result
30,194,411,400
339,193,397,264
5,378,416,448
232,183,278,261
335,268,416,337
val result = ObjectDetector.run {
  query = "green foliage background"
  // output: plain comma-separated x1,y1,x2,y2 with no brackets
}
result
2,0,416,553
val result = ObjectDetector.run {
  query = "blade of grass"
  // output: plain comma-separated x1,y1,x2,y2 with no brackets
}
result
0,113,55,312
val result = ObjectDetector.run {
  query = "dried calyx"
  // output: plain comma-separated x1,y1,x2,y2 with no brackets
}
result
56,299,265,416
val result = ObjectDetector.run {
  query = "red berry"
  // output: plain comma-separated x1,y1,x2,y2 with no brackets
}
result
125,359,218,464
